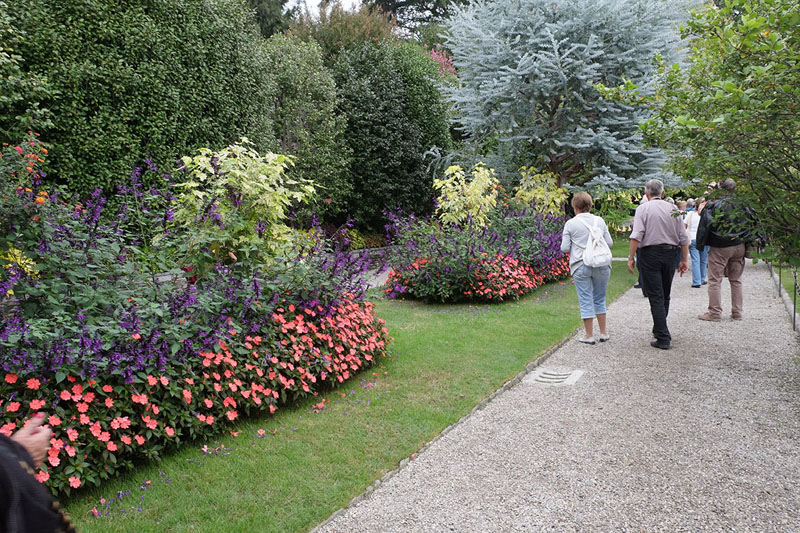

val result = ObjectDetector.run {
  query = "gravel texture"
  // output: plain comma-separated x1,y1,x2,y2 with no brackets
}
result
315,261,800,532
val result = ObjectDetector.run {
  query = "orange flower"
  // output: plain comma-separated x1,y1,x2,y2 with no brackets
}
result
34,196,45,204
4,373,17,384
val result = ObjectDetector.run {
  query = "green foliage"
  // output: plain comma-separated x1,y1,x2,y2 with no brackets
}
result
611,0,800,262
247,0,297,38
369,0,469,29
333,42,451,230
173,140,315,272
514,168,569,215
443,0,688,189
7,0,276,196
433,163,498,228
263,34,351,223
289,2,397,66
591,189,638,235
0,0,53,142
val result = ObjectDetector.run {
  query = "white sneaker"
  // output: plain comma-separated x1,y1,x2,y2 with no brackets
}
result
597,333,610,342
578,336,596,345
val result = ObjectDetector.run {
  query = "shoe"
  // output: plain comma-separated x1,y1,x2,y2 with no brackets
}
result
731,314,742,320
702,281,708,285
597,333,610,342
698,313,721,322
634,283,642,289
691,285,701,288
578,336,596,345
650,340,671,350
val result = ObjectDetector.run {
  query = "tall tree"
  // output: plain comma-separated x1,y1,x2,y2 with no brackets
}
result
443,0,689,189
248,0,297,38
610,0,800,261
369,0,467,28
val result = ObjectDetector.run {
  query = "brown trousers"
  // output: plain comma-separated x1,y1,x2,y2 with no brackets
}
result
707,244,745,318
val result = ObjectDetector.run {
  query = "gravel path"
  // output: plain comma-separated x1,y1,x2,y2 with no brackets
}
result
316,261,800,532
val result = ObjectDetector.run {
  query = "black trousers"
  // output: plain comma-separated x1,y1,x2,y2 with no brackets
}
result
638,245,678,344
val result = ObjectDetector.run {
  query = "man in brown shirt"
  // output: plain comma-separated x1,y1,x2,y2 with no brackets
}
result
627,179,689,349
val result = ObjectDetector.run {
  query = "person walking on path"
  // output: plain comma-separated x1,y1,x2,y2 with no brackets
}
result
627,179,689,350
561,192,613,345
686,196,710,288
695,178,752,321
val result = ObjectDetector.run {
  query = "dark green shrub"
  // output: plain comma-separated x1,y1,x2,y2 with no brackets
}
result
0,0,53,141
6,0,276,196
333,42,452,230
289,3,396,66
263,34,351,223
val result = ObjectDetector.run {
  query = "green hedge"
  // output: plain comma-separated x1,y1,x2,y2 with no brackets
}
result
263,34,350,223
333,42,452,230
6,0,276,195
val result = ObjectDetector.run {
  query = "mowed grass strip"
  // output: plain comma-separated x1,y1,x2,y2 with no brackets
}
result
64,266,634,532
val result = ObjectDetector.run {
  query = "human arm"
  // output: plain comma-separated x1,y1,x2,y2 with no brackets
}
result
627,239,640,274
678,243,689,276
560,222,572,254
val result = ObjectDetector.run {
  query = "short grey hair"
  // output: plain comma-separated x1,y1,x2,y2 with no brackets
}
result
720,178,736,192
645,179,664,197
686,198,695,207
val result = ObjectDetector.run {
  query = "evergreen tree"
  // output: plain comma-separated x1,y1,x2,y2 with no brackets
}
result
443,0,689,189
248,0,297,39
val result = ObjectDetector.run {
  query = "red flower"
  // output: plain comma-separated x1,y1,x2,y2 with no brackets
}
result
182,389,192,404
102,385,113,393
26,378,40,390
4,373,17,384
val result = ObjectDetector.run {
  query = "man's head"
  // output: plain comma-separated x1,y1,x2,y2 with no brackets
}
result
644,179,664,199
719,178,736,193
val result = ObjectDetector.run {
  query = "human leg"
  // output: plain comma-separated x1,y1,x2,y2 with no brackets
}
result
705,247,727,318
572,265,595,341
726,244,746,317
700,245,710,284
689,240,702,286
592,265,611,339
639,247,672,345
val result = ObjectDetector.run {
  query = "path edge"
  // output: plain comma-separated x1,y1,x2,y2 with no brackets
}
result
309,320,588,532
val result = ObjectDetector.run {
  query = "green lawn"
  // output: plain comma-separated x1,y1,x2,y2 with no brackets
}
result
610,237,630,258
64,266,635,532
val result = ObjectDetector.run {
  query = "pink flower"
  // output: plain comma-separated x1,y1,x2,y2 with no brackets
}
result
35,470,50,483
106,441,117,452
68,476,81,488
26,378,41,390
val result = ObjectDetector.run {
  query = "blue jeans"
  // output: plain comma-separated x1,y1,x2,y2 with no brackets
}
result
689,239,710,286
572,264,612,319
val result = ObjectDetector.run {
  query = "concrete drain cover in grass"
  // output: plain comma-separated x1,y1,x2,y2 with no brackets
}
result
523,368,584,386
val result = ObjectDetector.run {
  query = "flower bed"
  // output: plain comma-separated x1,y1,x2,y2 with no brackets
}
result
0,138,391,496
383,205,571,303
0,296,389,496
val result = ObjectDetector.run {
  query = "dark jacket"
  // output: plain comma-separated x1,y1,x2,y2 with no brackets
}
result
695,195,755,249
0,434,74,532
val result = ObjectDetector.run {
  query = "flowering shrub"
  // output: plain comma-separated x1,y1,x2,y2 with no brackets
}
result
0,137,391,496
0,297,390,496
428,44,456,78
383,203,570,303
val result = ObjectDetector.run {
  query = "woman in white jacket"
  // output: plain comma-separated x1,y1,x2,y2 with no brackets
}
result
560,192,613,345
685,197,710,288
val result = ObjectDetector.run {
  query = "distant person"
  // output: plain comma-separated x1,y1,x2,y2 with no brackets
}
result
561,192,613,344
0,414,75,532
696,179,753,321
685,196,709,288
627,179,689,350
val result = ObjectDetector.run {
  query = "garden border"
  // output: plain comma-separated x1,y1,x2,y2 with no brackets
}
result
309,322,582,533
767,263,800,333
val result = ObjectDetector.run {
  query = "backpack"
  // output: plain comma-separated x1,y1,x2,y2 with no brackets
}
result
576,216,612,267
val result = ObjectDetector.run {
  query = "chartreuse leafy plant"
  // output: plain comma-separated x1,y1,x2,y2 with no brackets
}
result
599,0,800,263
173,139,315,270
433,163,498,228
515,167,569,215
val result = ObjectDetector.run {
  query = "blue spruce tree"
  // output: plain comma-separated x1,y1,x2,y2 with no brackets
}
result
443,0,690,189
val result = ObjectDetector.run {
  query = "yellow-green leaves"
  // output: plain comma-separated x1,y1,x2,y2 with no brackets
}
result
514,167,568,215
433,163,498,228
